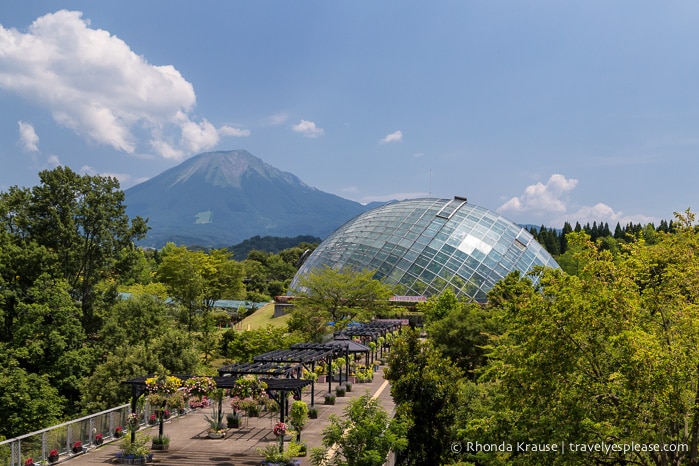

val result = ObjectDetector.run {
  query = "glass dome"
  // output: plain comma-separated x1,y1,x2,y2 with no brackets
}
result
290,197,559,302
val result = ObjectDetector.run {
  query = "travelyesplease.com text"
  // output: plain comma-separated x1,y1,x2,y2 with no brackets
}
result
455,441,688,455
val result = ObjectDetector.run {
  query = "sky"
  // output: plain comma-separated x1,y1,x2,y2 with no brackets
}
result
1,2,699,229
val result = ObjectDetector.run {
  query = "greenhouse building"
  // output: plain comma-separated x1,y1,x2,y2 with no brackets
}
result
290,197,559,302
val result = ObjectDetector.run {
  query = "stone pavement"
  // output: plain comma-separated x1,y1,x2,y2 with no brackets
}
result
65,367,394,465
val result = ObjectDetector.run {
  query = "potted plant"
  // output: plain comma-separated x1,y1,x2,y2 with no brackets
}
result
71,441,83,454
226,412,242,428
95,433,104,446
204,393,226,439
345,382,353,392
289,401,308,442
241,398,260,417
118,434,152,465
48,449,59,463
24,457,35,466
114,426,124,438
151,435,170,451
148,413,158,425
257,442,302,466
324,393,336,405
308,406,319,419
335,385,346,397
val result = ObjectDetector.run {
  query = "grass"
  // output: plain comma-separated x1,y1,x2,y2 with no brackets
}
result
237,302,291,330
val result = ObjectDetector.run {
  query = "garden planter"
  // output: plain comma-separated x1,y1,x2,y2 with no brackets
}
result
48,455,59,463
208,431,225,439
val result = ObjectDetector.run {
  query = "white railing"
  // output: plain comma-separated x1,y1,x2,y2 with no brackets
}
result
0,403,171,466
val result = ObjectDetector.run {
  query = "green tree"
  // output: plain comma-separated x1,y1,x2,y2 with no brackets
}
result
384,328,463,466
21,167,148,332
290,266,395,340
0,358,65,438
468,216,699,465
221,325,302,362
311,392,407,466
79,343,165,414
157,244,244,332
425,290,505,378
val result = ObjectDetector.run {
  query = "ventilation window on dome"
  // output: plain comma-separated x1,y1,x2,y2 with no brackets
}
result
436,199,466,219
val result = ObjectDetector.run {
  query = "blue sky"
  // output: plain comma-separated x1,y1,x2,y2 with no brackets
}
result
1,1,698,228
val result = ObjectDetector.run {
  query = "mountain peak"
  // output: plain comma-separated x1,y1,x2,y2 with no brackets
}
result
125,149,372,248
171,150,307,189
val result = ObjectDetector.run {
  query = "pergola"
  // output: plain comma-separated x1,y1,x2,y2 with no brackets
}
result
121,320,405,443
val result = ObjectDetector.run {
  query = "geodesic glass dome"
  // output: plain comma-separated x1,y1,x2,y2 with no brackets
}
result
290,197,559,302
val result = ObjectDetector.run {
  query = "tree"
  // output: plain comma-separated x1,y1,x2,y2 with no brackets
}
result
424,290,505,378
311,392,407,466
290,266,395,340
0,358,65,438
157,244,244,332
467,217,699,465
384,328,463,466
21,167,148,332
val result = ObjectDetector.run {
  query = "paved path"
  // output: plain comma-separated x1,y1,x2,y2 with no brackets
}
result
65,367,394,465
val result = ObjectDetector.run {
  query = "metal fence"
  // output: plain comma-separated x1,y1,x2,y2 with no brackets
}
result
0,404,143,466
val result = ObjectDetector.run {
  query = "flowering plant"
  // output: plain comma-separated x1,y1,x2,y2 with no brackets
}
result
114,426,123,436
127,413,140,432
231,374,267,399
72,441,82,453
95,433,103,442
24,458,33,466
184,376,216,399
149,413,158,425
145,375,182,395
272,421,287,437
49,450,58,457
189,396,210,409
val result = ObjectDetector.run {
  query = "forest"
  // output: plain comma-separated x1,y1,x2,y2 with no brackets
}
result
0,167,316,440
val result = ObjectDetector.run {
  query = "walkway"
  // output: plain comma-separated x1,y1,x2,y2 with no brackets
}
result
66,367,394,465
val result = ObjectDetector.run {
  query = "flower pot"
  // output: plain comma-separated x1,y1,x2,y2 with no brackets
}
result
151,443,169,451
208,431,225,439
48,455,59,463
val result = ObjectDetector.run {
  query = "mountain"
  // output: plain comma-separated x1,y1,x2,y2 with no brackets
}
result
124,150,374,248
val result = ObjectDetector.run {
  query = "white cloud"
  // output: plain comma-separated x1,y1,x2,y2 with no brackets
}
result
499,174,656,227
79,164,131,184
0,10,222,159
47,154,61,167
266,112,289,126
292,120,324,138
498,174,578,214
177,114,219,153
379,130,403,144
219,125,251,137
17,121,39,152
554,203,655,229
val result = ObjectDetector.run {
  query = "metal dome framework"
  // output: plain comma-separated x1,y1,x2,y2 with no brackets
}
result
291,197,559,302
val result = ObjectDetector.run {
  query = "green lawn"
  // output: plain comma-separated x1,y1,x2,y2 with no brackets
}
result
238,302,291,330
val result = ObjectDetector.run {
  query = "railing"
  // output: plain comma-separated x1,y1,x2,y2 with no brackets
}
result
0,403,169,466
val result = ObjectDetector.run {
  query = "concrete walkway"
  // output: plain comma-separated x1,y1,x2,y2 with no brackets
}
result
65,367,394,465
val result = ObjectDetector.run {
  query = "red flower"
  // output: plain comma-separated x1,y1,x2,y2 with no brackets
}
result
24,458,33,466
49,450,58,457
